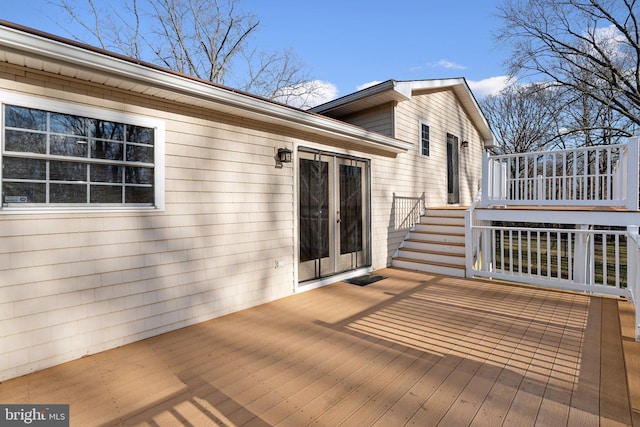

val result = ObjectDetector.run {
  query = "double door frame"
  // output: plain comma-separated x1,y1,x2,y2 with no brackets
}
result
296,147,372,285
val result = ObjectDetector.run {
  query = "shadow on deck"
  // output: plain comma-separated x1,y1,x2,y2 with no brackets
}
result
0,268,638,426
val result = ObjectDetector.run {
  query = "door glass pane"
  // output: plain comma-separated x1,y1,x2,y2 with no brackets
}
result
299,158,329,262
340,164,362,254
447,133,460,204
447,142,454,193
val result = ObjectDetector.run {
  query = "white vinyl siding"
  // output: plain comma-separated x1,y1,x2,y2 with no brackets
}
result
0,67,294,380
331,103,394,137
393,89,484,207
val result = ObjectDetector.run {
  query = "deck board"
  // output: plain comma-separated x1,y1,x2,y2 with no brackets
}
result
0,268,636,427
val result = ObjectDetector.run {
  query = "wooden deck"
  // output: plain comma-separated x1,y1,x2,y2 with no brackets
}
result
1,268,638,426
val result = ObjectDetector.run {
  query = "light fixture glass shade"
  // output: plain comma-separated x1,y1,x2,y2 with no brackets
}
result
278,147,292,163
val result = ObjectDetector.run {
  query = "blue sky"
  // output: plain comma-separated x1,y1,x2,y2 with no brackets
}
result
3,0,510,103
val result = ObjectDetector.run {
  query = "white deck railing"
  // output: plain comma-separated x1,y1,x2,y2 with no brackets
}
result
481,137,639,210
467,224,629,297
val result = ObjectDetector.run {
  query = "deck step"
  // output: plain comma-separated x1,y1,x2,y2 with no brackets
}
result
415,223,464,234
408,230,465,244
393,257,466,277
392,207,469,277
403,239,465,254
418,215,465,225
397,248,465,265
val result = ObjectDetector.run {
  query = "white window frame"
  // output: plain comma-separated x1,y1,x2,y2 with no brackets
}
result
419,120,430,157
0,92,165,213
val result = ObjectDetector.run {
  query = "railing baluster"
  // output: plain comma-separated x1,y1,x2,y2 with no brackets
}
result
518,230,522,274
602,232,607,286
589,233,595,284
542,154,547,201
606,147,612,200
595,149,600,201
523,155,528,201
615,234,620,288
546,231,551,278
515,157,519,201
537,231,541,278
492,229,497,272
556,231,561,279
568,232,573,282
549,153,558,200
509,229,514,274
527,230,531,276
562,152,567,201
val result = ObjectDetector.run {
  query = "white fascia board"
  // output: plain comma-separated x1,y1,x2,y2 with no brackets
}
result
0,25,410,154
476,208,640,226
309,80,410,114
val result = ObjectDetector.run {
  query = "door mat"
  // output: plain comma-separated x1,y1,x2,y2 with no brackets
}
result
344,275,386,286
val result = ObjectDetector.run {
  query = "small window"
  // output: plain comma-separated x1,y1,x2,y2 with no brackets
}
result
420,122,430,156
2,99,164,210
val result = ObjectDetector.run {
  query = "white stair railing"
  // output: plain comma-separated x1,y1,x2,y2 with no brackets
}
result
392,192,425,230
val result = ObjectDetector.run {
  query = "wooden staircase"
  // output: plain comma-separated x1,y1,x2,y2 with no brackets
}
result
391,207,467,277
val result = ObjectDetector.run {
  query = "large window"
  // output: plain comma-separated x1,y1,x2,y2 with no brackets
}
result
420,122,430,156
1,99,163,210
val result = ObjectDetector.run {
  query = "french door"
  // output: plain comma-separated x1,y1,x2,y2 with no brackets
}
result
298,149,370,282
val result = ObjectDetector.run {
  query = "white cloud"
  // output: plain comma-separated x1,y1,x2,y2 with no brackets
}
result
356,80,382,91
426,59,467,70
467,75,512,98
592,24,628,60
274,80,339,109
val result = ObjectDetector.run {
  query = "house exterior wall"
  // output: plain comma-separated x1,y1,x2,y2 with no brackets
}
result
0,64,486,380
393,89,484,206
0,64,301,380
328,103,395,137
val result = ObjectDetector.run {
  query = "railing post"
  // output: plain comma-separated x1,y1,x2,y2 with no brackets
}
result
626,137,639,211
573,225,591,285
465,209,473,278
481,152,490,208
628,226,640,341
481,225,492,273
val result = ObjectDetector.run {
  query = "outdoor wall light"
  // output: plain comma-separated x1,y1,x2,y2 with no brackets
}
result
278,147,292,163
461,140,469,148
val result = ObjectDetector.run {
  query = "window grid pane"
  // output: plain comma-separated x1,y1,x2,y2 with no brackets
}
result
421,124,430,156
2,104,155,207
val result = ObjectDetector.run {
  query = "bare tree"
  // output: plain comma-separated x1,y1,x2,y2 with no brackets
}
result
496,0,640,131
480,83,563,154
56,0,320,106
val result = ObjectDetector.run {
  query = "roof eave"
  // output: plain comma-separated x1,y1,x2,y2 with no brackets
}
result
0,22,411,155
311,78,497,149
